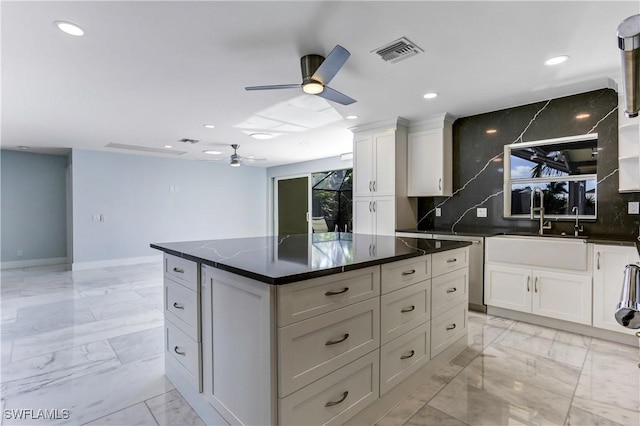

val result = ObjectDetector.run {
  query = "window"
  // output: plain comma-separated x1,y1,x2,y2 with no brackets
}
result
503,134,598,219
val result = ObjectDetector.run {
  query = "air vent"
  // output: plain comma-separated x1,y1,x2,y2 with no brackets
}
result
178,138,199,144
372,37,424,63
105,143,186,155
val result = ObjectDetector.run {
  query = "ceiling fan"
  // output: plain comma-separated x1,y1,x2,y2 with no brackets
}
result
205,144,266,167
245,45,356,105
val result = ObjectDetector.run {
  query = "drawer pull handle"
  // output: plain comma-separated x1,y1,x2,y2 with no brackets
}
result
446,324,457,331
446,258,457,263
401,269,416,276
172,267,185,274
173,302,185,310
400,350,415,360
325,333,349,346
446,287,457,293
401,305,416,313
325,391,349,407
325,287,349,296
174,346,186,356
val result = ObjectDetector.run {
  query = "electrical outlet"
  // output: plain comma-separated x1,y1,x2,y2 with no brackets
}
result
477,208,488,218
435,208,441,217
16,249,23,257
628,202,639,215
92,214,100,222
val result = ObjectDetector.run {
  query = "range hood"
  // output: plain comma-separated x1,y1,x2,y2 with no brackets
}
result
617,14,640,118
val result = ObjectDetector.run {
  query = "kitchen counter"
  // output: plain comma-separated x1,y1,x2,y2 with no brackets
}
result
151,232,471,285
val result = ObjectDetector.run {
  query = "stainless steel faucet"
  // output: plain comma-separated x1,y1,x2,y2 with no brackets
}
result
572,206,584,237
530,188,552,235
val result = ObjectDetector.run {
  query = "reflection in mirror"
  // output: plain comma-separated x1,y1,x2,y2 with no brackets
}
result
504,134,598,219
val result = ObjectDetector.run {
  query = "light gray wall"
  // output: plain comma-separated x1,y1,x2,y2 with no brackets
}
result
71,149,267,266
1,150,69,263
266,155,353,234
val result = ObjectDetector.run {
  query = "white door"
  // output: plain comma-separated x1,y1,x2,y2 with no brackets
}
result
373,132,395,196
408,129,443,196
354,135,374,197
484,264,531,313
593,245,640,334
532,270,592,325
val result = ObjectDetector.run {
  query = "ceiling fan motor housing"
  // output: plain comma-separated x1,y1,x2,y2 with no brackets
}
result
301,54,325,84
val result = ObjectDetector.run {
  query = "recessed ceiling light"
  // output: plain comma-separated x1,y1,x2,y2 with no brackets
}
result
250,133,273,140
575,113,591,119
203,150,223,155
203,124,215,129
486,129,498,134
346,115,359,120
54,21,84,36
18,146,29,150
163,145,173,149
544,55,569,66
423,92,438,99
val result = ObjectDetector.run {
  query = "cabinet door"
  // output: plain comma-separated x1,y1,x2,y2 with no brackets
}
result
372,196,395,236
373,132,395,196
532,270,592,325
593,245,639,334
353,197,374,235
484,264,531,313
407,129,451,196
354,135,374,197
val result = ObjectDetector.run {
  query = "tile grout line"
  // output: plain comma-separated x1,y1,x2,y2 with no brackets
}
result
562,337,593,426
144,398,161,426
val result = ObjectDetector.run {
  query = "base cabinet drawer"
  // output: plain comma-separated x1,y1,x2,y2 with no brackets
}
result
164,254,198,290
278,298,380,397
165,320,201,388
431,268,468,318
380,280,430,344
277,266,380,327
279,350,379,426
165,278,199,339
432,248,468,278
431,304,467,358
381,256,430,294
380,322,430,395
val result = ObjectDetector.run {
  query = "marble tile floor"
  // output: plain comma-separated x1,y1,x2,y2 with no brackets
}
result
1,263,639,426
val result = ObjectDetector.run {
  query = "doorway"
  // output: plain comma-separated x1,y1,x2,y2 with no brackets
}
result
274,175,310,235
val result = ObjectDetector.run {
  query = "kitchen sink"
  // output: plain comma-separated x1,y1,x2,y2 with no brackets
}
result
485,234,589,271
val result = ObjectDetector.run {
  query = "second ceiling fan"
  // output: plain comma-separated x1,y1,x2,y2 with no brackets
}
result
245,45,356,105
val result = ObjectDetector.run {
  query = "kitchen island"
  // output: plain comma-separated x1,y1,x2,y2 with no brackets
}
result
151,233,471,426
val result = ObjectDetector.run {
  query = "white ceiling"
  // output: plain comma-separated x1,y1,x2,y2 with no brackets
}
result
2,1,638,167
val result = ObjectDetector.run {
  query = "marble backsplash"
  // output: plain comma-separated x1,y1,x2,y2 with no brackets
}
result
417,88,640,239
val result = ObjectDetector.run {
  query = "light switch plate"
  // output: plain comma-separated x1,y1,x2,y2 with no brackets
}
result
477,208,488,217
435,208,441,217
628,201,639,214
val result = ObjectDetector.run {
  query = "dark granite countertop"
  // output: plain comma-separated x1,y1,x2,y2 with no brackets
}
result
151,232,471,285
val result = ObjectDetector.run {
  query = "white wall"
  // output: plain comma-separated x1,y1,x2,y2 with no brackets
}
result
1,150,69,267
71,149,267,269
266,155,353,235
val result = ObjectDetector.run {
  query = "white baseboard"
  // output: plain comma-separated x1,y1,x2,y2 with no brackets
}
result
72,255,162,271
1,257,69,270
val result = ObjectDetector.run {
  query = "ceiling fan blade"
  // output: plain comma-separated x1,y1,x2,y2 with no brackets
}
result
245,84,300,91
311,45,350,85
244,157,267,162
316,86,356,105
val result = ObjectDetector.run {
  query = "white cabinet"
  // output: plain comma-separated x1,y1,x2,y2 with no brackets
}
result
593,244,639,335
484,263,592,325
353,196,395,236
354,132,395,197
407,113,454,197
617,87,640,193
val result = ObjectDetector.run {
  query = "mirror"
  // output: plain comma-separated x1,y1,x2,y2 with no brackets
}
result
503,134,598,219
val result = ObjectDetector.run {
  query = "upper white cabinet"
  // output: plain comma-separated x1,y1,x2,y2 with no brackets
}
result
617,89,640,193
407,113,454,197
592,244,639,335
352,118,416,233
354,132,395,197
